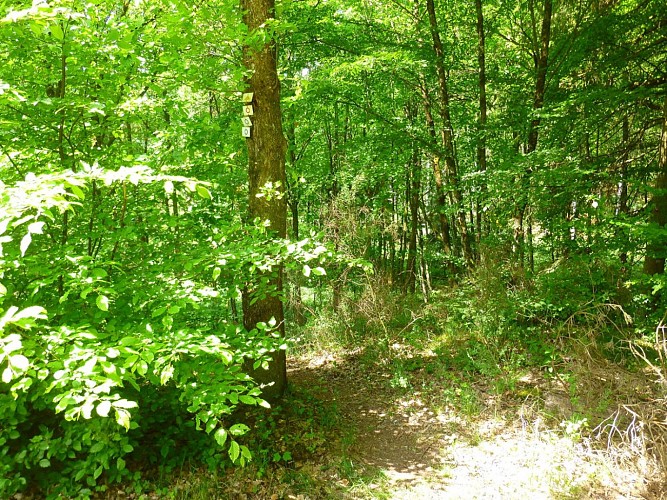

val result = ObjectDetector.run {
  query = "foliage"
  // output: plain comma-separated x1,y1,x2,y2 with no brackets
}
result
0,167,282,495
0,0,666,495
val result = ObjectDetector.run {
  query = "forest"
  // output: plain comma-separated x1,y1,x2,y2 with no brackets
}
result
0,0,666,497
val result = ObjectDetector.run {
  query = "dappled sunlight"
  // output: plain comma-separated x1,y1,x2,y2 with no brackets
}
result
285,344,661,498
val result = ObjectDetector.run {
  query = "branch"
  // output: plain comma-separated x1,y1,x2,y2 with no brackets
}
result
336,97,443,158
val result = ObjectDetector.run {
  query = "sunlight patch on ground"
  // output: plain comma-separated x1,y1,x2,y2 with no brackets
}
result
386,421,648,499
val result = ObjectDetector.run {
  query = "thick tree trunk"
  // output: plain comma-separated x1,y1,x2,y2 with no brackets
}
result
643,96,667,276
241,0,288,400
425,0,473,267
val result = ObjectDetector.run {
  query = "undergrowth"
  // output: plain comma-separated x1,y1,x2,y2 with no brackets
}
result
8,253,663,498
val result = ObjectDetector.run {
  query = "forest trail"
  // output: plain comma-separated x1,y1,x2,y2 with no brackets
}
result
287,351,654,499
291,352,447,492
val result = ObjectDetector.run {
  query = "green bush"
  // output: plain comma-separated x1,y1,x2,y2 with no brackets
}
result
0,169,308,497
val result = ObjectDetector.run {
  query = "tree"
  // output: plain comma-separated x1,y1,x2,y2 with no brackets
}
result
240,0,288,400
475,0,488,254
643,96,667,276
425,0,474,267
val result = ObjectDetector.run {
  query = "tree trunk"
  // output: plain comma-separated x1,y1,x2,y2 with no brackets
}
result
617,115,630,264
514,0,553,264
526,0,553,154
286,119,306,326
475,0,488,260
419,80,453,259
241,0,288,401
425,0,473,267
643,96,667,276
406,115,421,294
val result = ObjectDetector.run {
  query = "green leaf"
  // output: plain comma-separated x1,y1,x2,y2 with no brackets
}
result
303,264,311,277
228,440,240,462
50,22,64,41
91,268,107,278
2,367,12,384
115,409,131,430
136,360,148,375
39,458,51,468
27,221,44,234
151,306,166,318
117,34,134,50
13,305,47,321
20,233,31,256
229,423,250,436
214,427,228,447
29,22,43,37
70,184,85,199
239,395,256,405
9,354,29,371
312,266,326,276
96,295,109,312
96,400,112,417
196,184,212,199
117,457,126,470
113,399,138,409
90,442,105,454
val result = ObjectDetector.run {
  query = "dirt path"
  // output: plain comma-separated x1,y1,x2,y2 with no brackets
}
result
289,354,449,495
287,352,656,499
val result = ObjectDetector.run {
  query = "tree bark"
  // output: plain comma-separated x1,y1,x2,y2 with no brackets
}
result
241,0,288,400
419,80,453,259
526,0,553,154
425,0,473,267
475,0,488,258
514,0,553,264
617,114,630,264
286,118,306,326
406,105,421,293
643,96,667,276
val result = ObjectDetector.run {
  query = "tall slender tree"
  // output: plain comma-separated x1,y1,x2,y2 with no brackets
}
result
425,0,474,267
475,0,488,255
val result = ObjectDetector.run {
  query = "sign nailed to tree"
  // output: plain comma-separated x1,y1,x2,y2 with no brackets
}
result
241,92,255,138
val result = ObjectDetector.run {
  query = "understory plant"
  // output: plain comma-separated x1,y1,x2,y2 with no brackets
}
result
0,167,331,497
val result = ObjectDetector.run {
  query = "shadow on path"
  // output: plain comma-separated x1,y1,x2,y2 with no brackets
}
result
288,349,452,492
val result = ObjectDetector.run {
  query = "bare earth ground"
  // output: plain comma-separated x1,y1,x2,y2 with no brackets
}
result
282,349,666,500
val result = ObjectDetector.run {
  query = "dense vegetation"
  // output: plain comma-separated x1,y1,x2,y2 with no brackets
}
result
0,0,665,497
